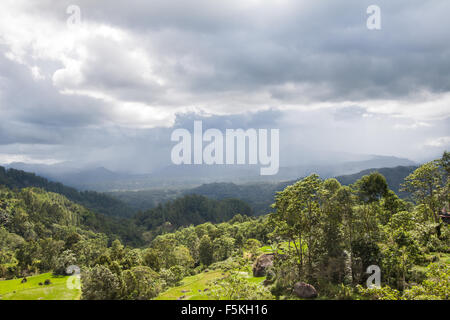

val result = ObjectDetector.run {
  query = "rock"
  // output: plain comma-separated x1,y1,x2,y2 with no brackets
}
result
293,282,318,299
252,253,275,277
181,290,190,293
262,279,273,286
44,279,51,285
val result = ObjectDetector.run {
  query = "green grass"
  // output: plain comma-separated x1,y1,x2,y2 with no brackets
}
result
0,273,80,300
155,270,226,300
155,268,267,301
434,252,450,264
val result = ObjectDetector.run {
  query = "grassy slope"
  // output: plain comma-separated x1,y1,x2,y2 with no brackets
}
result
0,273,80,300
156,264,267,301
155,270,225,300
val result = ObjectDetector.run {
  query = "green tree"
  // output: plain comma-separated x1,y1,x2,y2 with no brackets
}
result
213,235,235,262
81,265,122,300
402,161,443,222
142,248,161,272
356,172,389,203
273,174,323,279
122,266,163,300
199,235,214,266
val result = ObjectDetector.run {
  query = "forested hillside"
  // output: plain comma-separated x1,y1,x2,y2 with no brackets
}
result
133,195,253,240
336,166,417,197
110,166,418,215
0,166,134,218
0,187,143,248
1,152,448,300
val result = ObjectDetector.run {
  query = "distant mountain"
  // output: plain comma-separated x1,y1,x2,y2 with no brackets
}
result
335,165,417,197
0,166,134,218
111,165,418,215
4,154,416,192
4,162,135,190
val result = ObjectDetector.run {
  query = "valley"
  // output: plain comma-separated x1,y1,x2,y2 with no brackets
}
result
0,152,448,300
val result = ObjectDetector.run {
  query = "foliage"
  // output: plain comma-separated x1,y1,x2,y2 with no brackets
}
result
209,273,273,300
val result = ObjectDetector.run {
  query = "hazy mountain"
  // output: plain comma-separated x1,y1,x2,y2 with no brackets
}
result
335,165,417,197
4,154,417,192
110,165,418,215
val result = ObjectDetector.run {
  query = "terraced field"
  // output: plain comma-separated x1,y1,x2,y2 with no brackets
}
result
0,273,80,300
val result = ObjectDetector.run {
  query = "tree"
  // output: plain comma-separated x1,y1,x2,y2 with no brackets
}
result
334,186,356,282
402,161,444,222
213,235,235,262
81,265,122,300
121,249,143,270
273,174,323,280
110,239,125,261
142,248,161,272
53,249,77,275
244,238,261,258
199,235,214,266
122,266,163,300
356,172,388,203
172,245,194,269
317,178,345,283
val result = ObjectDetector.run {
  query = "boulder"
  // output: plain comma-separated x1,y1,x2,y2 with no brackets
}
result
293,282,318,299
252,253,275,277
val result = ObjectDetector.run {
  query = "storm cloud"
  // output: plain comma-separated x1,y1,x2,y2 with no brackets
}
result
0,0,449,172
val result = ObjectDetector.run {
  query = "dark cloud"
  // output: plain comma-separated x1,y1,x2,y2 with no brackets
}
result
0,0,449,170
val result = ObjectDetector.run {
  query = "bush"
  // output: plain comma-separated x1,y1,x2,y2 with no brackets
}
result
356,285,403,300
209,273,273,300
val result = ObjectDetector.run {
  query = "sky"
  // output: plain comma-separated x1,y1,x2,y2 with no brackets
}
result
0,0,449,173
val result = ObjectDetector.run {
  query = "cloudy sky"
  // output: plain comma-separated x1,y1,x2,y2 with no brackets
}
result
0,0,449,172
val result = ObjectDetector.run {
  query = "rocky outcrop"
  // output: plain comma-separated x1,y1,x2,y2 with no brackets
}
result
293,282,318,299
252,253,275,277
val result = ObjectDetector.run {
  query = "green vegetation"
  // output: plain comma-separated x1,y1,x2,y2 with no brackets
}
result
155,270,225,300
0,166,134,218
0,273,79,300
109,166,417,215
0,152,448,300
133,195,253,239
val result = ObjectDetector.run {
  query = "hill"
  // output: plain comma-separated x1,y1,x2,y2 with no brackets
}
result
0,186,143,247
0,273,79,300
111,165,418,215
0,166,134,218
335,165,417,197
5,154,417,191
133,194,253,237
